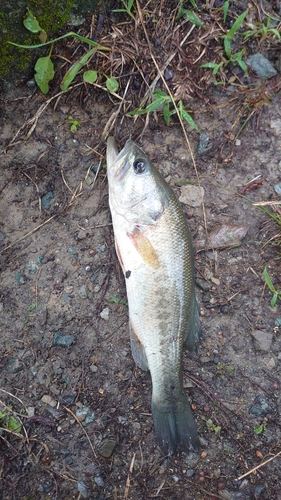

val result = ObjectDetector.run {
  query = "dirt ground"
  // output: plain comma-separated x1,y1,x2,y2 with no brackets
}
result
1,1,281,499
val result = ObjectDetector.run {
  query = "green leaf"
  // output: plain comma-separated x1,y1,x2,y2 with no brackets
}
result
27,303,36,312
200,62,219,69
189,0,199,10
225,9,248,39
254,424,264,435
8,32,109,51
60,47,97,92
146,98,165,112
106,77,119,93
237,59,248,74
163,102,171,125
268,28,281,39
206,419,213,428
180,108,198,130
7,416,22,433
224,37,232,59
183,9,204,28
271,294,278,308
153,89,171,100
214,426,221,434
263,267,276,293
34,55,54,94
23,8,43,33
222,1,229,22
83,70,98,83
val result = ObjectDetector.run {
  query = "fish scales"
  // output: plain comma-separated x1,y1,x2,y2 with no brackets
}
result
106,137,201,455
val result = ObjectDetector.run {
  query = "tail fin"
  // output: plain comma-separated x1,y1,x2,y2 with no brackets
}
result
151,396,200,455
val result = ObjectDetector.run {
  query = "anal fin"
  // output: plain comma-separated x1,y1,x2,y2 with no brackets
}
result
130,323,149,371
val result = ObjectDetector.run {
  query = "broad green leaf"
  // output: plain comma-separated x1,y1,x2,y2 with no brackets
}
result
83,70,98,83
226,9,248,39
34,56,54,94
254,424,264,435
23,8,43,33
61,47,96,92
146,98,165,112
6,416,22,433
183,9,204,28
106,77,119,92
269,29,281,39
181,108,198,130
153,89,171,100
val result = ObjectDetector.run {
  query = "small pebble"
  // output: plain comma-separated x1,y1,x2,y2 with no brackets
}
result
58,392,77,405
41,191,54,210
99,439,117,457
274,183,281,195
53,331,75,346
90,364,98,373
100,307,109,320
94,476,104,487
78,285,87,299
220,305,230,314
67,246,77,255
77,481,88,498
185,469,194,477
41,395,57,407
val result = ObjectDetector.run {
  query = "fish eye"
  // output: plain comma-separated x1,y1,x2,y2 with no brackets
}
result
133,159,146,174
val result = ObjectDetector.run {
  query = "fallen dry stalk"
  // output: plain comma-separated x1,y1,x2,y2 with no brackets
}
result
236,450,281,481
63,405,97,458
0,215,56,255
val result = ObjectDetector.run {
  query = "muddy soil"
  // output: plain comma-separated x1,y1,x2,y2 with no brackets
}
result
1,3,281,500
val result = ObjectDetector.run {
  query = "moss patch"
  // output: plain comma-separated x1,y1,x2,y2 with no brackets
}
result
0,0,101,82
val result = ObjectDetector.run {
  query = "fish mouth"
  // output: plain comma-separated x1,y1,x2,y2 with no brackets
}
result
109,139,146,182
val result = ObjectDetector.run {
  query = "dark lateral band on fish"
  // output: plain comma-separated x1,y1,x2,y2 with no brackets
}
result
107,137,201,455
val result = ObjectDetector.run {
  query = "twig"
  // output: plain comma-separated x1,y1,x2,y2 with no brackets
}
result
63,406,97,458
124,453,135,499
236,450,281,481
0,215,56,254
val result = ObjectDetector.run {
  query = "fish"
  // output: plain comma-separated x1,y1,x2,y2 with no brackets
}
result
106,137,201,455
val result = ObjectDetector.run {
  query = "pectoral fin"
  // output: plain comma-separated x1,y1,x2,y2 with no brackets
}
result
130,323,149,371
127,227,159,268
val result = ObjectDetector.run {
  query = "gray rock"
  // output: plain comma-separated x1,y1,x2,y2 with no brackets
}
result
251,330,273,351
179,185,204,207
41,191,54,210
99,439,117,457
246,53,277,79
78,285,87,299
249,394,275,416
271,119,281,135
5,357,24,374
53,331,75,346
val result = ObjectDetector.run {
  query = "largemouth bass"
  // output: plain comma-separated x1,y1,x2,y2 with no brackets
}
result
106,137,201,455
